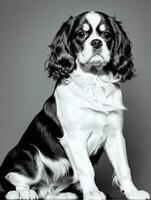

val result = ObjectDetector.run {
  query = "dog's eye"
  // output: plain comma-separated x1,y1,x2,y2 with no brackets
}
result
104,32,112,40
76,30,86,39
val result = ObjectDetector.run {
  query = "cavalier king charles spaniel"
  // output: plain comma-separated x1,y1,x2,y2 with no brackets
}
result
0,11,150,200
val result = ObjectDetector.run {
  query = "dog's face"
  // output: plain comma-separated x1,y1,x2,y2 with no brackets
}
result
69,12,112,73
45,11,135,81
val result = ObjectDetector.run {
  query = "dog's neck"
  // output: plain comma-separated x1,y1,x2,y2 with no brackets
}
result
71,64,120,86
70,63,121,98
61,64,126,113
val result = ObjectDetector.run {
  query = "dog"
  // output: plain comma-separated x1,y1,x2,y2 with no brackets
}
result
0,11,150,200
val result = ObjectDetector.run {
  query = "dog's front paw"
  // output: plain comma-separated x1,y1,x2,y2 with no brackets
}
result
84,190,106,200
124,189,150,200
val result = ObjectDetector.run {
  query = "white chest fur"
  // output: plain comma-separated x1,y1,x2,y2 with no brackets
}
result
55,69,125,156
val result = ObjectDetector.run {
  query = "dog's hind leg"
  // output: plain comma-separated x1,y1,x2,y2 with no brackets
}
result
5,172,38,200
3,145,44,200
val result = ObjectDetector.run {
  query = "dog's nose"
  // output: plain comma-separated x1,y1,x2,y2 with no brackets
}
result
91,39,102,49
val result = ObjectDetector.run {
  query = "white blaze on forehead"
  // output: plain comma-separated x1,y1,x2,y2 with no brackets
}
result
83,23,90,31
99,24,106,32
86,12,101,30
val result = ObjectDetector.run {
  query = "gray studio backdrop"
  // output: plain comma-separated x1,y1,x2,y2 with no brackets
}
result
0,0,150,196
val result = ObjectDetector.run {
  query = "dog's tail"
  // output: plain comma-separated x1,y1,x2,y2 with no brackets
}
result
0,186,5,200
0,167,7,200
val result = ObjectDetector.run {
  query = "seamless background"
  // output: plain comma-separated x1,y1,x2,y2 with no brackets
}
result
0,0,151,196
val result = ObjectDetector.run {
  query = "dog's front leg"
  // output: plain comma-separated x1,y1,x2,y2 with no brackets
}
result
60,131,106,200
104,129,150,200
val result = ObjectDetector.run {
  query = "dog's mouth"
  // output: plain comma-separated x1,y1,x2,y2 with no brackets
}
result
77,52,110,74
80,61,105,74
86,53,105,65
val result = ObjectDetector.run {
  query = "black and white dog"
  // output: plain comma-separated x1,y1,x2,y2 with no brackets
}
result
0,11,150,200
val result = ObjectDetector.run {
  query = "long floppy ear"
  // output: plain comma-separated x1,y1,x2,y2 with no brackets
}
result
45,16,75,81
109,17,136,82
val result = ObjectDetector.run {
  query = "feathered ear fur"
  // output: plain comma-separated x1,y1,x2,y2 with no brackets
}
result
109,17,136,82
45,16,75,81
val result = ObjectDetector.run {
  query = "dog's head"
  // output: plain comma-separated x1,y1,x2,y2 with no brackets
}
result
45,11,135,82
